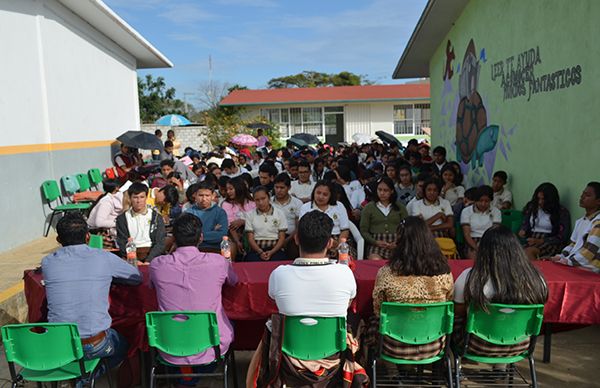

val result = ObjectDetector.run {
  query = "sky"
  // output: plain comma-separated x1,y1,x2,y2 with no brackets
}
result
104,0,428,107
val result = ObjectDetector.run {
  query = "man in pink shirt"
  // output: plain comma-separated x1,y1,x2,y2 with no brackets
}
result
149,213,238,367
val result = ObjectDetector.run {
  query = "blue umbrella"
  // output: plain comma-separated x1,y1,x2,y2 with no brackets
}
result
155,114,191,126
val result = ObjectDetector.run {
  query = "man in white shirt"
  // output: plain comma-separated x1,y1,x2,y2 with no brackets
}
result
491,170,512,210
221,159,243,178
290,160,315,203
269,210,356,317
272,173,303,259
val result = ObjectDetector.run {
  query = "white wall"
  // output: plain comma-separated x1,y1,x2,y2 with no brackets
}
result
0,0,140,146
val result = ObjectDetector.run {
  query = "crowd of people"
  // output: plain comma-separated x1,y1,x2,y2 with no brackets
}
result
40,130,600,386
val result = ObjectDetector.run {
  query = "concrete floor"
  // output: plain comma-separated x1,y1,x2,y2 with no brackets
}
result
0,236,599,387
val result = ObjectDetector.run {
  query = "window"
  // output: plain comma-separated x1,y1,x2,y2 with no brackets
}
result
258,106,344,138
302,107,323,136
393,103,430,135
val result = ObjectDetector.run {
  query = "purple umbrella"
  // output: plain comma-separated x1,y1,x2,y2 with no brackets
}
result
231,134,258,146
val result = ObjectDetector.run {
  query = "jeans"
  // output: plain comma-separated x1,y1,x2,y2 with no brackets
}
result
77,329,128,387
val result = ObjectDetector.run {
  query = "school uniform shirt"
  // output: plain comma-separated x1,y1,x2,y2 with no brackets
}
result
272,196,303,235
342,180,362,201
492,188,512,209
409,198,453,226
561,211,600,273
244,206,288,240
443,185,465,206
299,201,350,235
406,196,420,216
531,209,553,234
124,208,153,248
460,204,502,238
290,180,315,200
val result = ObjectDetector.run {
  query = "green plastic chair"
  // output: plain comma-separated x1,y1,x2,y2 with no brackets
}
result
501,209,523,234
88,234,104,249
281,316,347,361
76,173,92,192
372,302,454,387
42,180,91,237
88,168,103,189
454,303,544,388
61,175,80,196
145,311,237,388
1,323,107,387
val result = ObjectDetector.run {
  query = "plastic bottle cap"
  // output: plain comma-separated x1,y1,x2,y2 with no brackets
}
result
127,237,133,242
223,236,229,241
340,238,347,243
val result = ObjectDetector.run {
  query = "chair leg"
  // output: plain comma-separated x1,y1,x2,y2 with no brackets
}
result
45,211,57,237
529,356,538,388
223,356,229,388
149,366,156,388
446,354,454,388
508,363,514,387
454,356,461,388
371,358,377,388
51,382,58,388
230,350,239,388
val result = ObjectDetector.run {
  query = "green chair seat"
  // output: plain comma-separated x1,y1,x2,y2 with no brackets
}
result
20,359,100,382
56,203,91,211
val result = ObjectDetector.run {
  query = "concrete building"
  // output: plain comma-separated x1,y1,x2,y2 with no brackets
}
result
219,84,430,145
0,0,171,252
393,0,599,216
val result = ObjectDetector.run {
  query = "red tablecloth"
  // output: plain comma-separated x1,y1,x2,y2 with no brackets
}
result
24,259,600,355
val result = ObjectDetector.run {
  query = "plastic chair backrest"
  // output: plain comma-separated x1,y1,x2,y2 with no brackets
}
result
61,175,80,195
146,311,220,358
75,174,91,192
466,303,544,345
42,180,61,203
501,210,523,234
88,168,103,185
281,316,346,360
1,323,84,371
105,168,117,180
435,237,458,259
380,302,454,345
455,220,465,245
88,234,103,249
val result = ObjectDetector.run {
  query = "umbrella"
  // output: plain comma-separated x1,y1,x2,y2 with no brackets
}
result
286,137,308,149
231,134,258,146
352,133,372,145
246,123,272,130
155,114,191,126
117,131,163,150
291,133,320,145
375,130,403,148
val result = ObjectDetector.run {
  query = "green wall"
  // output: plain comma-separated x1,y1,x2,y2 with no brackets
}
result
429,0,599,220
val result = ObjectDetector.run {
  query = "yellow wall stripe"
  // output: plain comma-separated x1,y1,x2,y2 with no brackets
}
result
0,281,24,303
0,140,115,155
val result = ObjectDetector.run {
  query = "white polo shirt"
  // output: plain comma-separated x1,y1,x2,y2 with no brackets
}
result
342,181,362,200
272,195,303,235
492,188,513,209
531,209,553,234
268,262,357,317
299,201,350,235
290,180,315,200
460,204,501,238
124,207,153,248
443,185,465,206
244,206,288,240
409,198,453,225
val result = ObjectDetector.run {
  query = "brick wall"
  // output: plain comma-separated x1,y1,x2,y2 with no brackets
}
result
141,124,213,153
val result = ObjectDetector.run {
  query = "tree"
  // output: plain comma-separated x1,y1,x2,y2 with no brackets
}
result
138,74,185,123
267,70,372,88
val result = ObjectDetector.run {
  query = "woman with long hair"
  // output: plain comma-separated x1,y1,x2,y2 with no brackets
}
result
518,182,571,260
360,177,408,260
453,226,548,355
221,176,256,258
369,216,454,359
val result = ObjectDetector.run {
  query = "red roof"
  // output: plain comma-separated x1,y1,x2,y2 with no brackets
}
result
219,83,429,106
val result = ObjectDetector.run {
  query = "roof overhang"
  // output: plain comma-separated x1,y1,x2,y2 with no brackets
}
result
220,97,430,107
392,0,468,79
57,0,173,69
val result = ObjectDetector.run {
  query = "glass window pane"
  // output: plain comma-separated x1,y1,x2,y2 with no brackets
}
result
280,109,289,123
324,106,343,113
290,108,301,124
302,107,322,123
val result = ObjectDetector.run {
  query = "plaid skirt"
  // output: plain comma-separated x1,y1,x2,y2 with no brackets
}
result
464,237,481,258
431,229,449,238
256,239,278,251
367,233,396,260
529,232,563,257
453,319,530,358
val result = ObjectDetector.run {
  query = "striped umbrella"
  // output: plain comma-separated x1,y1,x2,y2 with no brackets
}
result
155,114,191,126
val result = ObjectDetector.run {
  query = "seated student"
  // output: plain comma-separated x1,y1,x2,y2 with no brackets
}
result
368,216,453,358
165,171,188,204
221,158,242,178
453,226,548,354
360,176,408,260
116,182,165,262
289,160,315,203
185,181,229,251
244,186,288,262
335,164,362,200
150,159,175,188
385,162,398,183
299,181,351,258
221,176,256,258
160,140,175,161
409,178,454,237
286,158,299,181
312,157,326,182
151,185,180,225
253,162,277,194
550,182,600,273
518,183,571,260
396,165,416,205
150,214,238,368
247,210,365,387
441,163,465,208
432,146,447,176
216,175,231,205
238,154,252,172
42,214,141,379
460,186,502,259
87,179,124,237
272,173,303,259
113,143,136,181
491,170,512,210
406,173,429,215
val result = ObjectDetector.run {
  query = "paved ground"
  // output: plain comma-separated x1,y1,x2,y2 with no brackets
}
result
0,237,599,387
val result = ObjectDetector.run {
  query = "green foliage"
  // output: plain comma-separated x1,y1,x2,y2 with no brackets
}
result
138,74,186,123
267,70,372,88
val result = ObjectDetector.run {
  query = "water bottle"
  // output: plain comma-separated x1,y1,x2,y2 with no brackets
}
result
338,238,350,265
221,236,231,262
125,237,137,266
